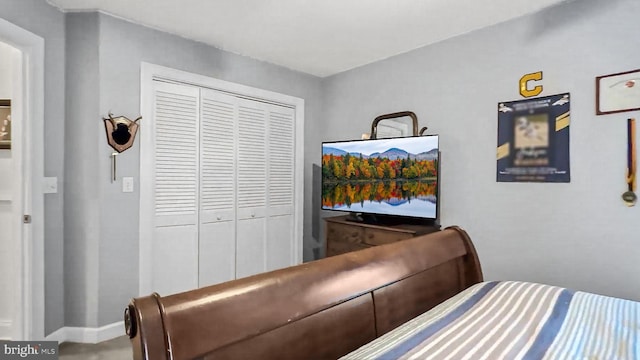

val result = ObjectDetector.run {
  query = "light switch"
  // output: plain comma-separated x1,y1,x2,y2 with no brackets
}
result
43,177,58,194
122,177,134,193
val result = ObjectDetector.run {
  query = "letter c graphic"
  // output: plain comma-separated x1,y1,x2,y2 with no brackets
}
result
520,71,543,98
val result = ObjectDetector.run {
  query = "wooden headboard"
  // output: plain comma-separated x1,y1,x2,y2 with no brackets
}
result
125,226,482,360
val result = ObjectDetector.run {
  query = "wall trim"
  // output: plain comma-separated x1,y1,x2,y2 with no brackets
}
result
0,319,12,340
45,321,125,344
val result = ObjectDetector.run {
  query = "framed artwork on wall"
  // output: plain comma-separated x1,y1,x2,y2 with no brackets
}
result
496,93,571,183
0,99,10,150
596,69,640,115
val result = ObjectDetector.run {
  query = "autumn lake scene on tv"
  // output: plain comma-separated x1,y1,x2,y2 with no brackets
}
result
322,136,439,219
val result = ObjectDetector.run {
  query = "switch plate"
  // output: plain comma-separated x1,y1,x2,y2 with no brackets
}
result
43,177,58,194
122,177,134,193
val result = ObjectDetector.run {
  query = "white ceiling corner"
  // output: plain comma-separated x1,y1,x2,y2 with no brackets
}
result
47,0,569,77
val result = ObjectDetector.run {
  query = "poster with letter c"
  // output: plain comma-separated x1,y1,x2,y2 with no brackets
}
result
497,93,570,182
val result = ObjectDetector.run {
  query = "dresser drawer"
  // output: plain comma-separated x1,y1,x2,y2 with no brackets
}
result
362,228,413,246
324,215,440,257
326,222,364,244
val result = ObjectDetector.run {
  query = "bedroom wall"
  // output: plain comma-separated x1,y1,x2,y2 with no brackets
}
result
321,0,640,300
63,12,324,328
0,0,66,336
64,12,101,329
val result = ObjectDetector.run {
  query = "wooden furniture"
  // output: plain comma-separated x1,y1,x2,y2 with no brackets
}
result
325,215,441,257
125,226,482,360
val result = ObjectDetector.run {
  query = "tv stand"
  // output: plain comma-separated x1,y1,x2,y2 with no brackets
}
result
325,215,441,257
345,213,438,227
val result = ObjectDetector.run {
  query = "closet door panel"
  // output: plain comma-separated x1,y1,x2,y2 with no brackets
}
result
237,207,266,219
200,89,237,224
266,214,294,271
236,99,267,220
152,226,198,296
267,106,295,214
199,220,235,287
266,105,296,271
151,81,200,294
199,89,238,285
236,217,266,278
153,83,199,227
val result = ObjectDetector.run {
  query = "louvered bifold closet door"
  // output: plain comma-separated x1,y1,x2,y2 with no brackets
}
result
235,98,268,278
266,105,296,271
151,81,200,295
198,89,237,287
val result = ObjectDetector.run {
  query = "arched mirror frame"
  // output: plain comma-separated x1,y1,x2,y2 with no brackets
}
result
370,111,428,139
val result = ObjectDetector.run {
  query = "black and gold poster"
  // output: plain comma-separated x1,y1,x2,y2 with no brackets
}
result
497,93,570,182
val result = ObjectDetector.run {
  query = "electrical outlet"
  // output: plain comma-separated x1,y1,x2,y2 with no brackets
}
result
122,177,134,193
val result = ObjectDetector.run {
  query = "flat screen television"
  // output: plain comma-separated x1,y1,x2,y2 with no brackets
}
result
321,135,439,225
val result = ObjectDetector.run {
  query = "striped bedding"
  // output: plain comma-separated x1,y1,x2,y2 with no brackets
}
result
341,281,640,360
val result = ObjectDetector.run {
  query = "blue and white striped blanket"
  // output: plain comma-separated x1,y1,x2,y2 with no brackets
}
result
341,281,640,359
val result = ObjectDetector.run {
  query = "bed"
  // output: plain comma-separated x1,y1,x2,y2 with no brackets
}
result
342,281,640,359
125,226,640,360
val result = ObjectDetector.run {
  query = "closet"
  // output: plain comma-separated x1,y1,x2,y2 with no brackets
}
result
141,76,301,296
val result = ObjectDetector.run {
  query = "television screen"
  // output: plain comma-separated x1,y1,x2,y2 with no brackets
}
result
321,135,439,221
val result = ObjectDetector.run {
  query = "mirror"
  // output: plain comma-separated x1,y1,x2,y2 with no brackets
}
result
370,111,419,139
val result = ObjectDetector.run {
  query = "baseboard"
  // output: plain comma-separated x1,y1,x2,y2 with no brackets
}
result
0,319,12,340
44,326,66,343
45,321,125,344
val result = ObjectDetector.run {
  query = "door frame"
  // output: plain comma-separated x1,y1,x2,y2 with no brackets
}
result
0,19,45,340
139,63,305,296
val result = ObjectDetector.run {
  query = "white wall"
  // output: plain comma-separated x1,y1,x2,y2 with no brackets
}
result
63,12,100,329
0,40,15,339
322,0,640,300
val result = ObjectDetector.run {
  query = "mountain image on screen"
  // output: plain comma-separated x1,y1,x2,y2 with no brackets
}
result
323,147,439,161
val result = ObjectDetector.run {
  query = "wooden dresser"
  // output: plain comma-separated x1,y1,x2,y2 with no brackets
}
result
324,215,441,257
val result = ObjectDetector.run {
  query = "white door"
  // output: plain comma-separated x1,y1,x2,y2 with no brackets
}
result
199,94,297,281
140,65,304,295
235,98,268,278
266,105,296,271
0,41,16,340
234,100,297,278
149,81,200,296
198,89,237,287
0,108,13,340
0,19,46,341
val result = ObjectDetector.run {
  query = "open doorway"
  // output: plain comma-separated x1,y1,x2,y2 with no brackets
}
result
0,18,45,341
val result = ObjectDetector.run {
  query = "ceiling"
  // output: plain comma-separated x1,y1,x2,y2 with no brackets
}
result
47,0,569,77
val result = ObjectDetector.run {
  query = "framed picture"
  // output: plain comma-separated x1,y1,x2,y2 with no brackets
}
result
497,93,571,183
596,69,640,115
0,99,10,150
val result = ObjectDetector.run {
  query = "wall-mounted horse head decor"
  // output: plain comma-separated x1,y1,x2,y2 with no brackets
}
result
103,112,142,153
